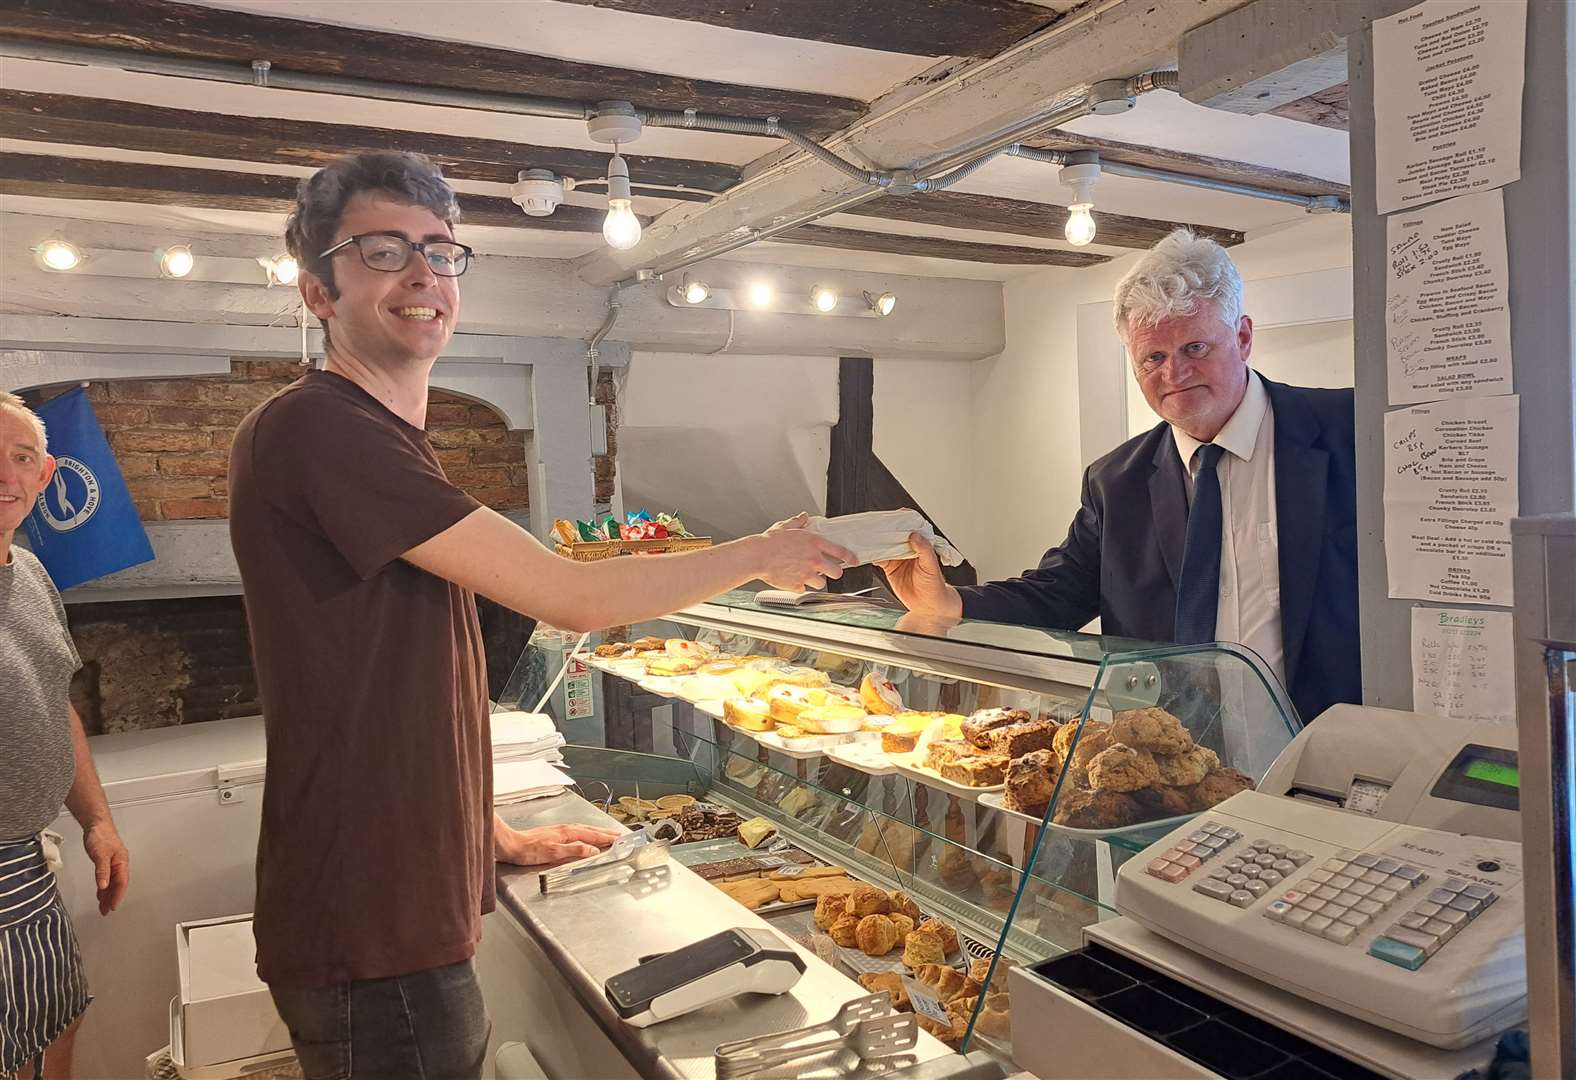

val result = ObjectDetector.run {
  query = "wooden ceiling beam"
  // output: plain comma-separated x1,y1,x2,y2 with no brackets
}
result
772,224,1111,267
546,0,1063,59
844,190,1243,249
1023,129,1350,200
0,90,738,197
1269,84,1350,131
0,0,867,138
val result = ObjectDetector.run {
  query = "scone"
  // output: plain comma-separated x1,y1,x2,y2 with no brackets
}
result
829,912,860,948
860,673,904,715
856,914,900,956
1134,784,1195,816
1187,766,1256,810
916,918,959,955
1055,719,1115,775
889,913,915,938
1153,744,1219,787
1111,707,1193,754
724,697,773,731
1003,749,1060,816
846,884,892,918
961,707,1031,747
814,892,845,929
901,927,947,967
1053,786,1141,829
889,891,923,920
1086,743,1162,792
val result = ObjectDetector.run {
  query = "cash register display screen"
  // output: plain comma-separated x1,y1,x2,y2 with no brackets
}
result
606,931,754,1007
1465,758,1519,788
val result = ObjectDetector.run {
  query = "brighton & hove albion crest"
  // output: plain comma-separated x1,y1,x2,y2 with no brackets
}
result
36,456,101,532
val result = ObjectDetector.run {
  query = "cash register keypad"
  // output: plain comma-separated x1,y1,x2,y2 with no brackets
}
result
1185,833,1311,907
1367,876,1500,971
1263,850,1429,946
1145,822,1245,884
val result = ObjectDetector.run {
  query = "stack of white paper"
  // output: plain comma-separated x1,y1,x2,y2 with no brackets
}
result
490,710,567,765
493,759,575,805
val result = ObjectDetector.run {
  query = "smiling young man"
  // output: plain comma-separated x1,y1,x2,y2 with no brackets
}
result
879,229,1360,724
0,394,131,1080
227,152,852,1080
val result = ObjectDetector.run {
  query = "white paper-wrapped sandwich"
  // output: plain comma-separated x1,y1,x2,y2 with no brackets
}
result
802,509,964,568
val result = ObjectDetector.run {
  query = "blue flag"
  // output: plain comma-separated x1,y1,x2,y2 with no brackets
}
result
23,388,154,590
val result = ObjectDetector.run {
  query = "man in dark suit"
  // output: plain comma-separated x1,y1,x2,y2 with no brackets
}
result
880,230,1359,725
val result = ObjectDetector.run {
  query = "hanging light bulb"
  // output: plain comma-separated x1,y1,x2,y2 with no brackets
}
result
267,254,298,286
810,285,838,313
864,290,897,317
1058,157,1102,248
36,239,82,271
602,150,642,251
1064,204,1097,246
681,277,710,304
747,282,775,309
159,244,195,278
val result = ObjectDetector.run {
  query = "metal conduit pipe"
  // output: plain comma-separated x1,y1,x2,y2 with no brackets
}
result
585,286,623,400
912,147,1011,193
0,39,594,119
641,110,889,187
1004,145,1070,166
1098,159,1351,212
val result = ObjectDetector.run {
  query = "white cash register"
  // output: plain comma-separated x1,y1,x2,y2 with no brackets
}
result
1114,708,1525,1051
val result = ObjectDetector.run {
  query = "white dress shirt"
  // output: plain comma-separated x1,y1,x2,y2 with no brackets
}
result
1170,372,1286,687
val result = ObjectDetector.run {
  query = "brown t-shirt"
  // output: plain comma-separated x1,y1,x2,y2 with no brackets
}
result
229,370,491,987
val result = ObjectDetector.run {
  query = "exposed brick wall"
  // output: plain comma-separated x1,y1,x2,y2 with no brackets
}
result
22,359,619,734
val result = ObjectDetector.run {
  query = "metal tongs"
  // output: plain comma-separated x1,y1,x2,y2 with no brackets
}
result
714,994,917,1078
537,828,670,895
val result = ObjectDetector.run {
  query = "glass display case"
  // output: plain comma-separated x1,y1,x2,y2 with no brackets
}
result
497,590,1301,1070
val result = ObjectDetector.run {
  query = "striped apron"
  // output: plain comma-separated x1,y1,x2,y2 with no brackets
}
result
0,837,90,1077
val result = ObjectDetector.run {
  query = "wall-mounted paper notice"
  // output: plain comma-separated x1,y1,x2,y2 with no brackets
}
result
1374,0,1527,215
1384,395,1518,605
1386,190,1512,405
1410,607,1515,723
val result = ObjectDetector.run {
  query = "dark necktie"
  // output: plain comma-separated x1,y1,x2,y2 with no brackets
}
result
1174,443,1226,644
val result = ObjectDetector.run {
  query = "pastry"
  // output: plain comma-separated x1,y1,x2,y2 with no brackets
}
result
961,707,1031,747
829,912,861,947
979,867,1017,910
665,637,719,660
916,918,959,955
796,703,867,734
737,817,777,848
775,865,845,882
765,666,831,689
856,914,900,956
678,674,738,701
938,846,977,890
655,794,695,811
727,668,776,698
858,972,910,1011
617,796,658,818
880,711,947,754
968,956,1009,989
922,739,976,772
917,1013,969,1047
724,697,773,732
939,753,1009,787
698,659,739,675
1003,749,1060,816
889,913,915,938
765,684,817,725
889,891,923,920
1134,784,1195,816
953,991,1011,1037
1187,766,1257,809
814,892,845,929
861,714,896,732
910,963,969,1002
1053,786,1141,829
716,878,780,909
901,928,947,968
777,876,864,903
859,673,904,715
1086,743,1162,792
1153,745,1219,787
780,786,821,817
1111,707,1193,754
976,719,1057,758
593,642,630,658
645,655,702,677
774,724,809,741
629,636,664,651
847,884,892,918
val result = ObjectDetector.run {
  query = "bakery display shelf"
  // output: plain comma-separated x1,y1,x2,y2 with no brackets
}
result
976,791,1196,840
636,675,691,697
889,754,1005,801
669,837,822,915
825,740,900,776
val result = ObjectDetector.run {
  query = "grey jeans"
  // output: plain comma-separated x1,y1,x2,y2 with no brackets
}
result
268,959,490,1080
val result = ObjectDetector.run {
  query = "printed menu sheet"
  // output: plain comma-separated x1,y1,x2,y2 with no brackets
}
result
1374,0,1527,214
1386,190,1512,404
1384,395,1518,605
1410,607,1515,723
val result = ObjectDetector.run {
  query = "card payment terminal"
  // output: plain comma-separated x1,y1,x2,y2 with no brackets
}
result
604,928,805,1028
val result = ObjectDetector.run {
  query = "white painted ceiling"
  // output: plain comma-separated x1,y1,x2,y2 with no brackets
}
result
0,1,1353,280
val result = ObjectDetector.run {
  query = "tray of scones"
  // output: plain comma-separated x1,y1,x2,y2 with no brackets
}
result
976,706,1257,836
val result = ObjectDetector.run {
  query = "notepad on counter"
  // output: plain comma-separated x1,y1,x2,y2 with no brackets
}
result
493,759,574,805
756,587,891,609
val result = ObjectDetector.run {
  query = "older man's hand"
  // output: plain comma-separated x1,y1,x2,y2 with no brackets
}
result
875,534,963,618
83,820,130,915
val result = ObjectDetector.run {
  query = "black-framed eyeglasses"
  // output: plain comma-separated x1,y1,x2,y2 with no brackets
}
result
319,233,473,277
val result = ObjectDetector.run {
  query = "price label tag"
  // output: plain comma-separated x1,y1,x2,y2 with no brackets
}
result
692,802,731,815
772,864,809,878
902,977,951,1026
754,855,789,869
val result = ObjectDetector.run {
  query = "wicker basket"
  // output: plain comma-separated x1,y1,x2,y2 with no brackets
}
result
553,540,623,561
553,537,712,561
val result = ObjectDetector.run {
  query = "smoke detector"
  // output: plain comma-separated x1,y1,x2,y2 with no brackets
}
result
511,169,574,217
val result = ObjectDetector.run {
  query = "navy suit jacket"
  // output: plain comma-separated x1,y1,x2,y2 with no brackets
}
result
957,376,1360,724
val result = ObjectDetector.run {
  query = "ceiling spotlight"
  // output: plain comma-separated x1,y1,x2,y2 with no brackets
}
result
511,169,571,217
681,277,710,304
36,238,82,272
602,151,643,251
747,282,775,309
810,285,839,313
264,254,298,286
864,290,897,317
158,244,195,278
1058,156,1102,247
